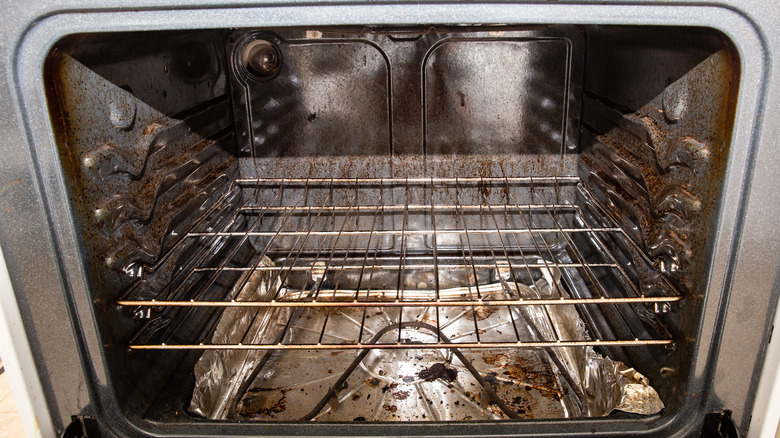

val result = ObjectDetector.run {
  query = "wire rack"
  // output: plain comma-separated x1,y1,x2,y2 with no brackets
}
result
118,176,680,350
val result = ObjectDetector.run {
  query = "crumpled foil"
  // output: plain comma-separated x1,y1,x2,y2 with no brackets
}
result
190,258,663,419
503,265,664,417
189,256,291,419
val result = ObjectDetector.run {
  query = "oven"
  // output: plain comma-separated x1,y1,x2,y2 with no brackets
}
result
0,1,779,437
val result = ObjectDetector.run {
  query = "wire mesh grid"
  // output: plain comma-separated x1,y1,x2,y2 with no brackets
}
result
118,176,680,350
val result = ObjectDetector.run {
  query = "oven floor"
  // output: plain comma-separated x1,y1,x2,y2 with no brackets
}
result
235,305,566,421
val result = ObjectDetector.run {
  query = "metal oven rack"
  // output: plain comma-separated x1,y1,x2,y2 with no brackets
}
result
118,176,680,351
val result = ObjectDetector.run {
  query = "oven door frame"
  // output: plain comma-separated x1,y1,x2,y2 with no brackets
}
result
0,1,777,436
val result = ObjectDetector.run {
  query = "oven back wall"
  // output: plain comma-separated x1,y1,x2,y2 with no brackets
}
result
229,26,582,185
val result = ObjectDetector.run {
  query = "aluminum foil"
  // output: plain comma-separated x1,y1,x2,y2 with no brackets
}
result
502,266,664,417
189,256,291,419
190,258,663,419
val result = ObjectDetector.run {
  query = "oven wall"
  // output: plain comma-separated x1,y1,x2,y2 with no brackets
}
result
44,30,243,417
229,26,583,185
579,25,738,416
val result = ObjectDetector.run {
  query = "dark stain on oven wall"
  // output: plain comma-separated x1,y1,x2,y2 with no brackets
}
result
43,29,245,418
580,26,739,413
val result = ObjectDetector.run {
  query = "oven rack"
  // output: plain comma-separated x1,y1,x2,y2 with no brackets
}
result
119,176,680,351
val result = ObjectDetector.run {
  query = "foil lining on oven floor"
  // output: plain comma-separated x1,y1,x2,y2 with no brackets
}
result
242,349,562,421
189,257,663,421
234,312,565,421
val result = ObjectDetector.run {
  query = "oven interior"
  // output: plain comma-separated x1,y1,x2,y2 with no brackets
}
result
44,25,737,427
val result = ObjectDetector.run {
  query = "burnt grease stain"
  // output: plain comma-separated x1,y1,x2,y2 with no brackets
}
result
239,388,287,418
392,390,410,400
381,383,398,393
417,363,458,383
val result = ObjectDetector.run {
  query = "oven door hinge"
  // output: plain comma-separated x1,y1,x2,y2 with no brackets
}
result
701,410,738,438
61,415,101,438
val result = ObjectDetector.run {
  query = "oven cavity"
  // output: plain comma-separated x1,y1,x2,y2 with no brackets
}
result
44,24,737,427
